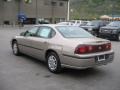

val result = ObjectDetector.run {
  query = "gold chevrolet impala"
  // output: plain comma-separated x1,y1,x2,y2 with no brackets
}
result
11,24,114,73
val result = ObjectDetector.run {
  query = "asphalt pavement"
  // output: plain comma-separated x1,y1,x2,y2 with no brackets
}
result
0,26,120,90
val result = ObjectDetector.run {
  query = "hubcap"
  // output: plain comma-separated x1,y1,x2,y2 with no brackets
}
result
48,55,57,71
13,43,18,54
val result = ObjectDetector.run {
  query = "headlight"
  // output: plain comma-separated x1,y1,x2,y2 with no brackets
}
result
112,30,117,33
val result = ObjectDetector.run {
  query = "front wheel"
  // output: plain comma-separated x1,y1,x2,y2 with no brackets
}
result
12,41,20,55
46,52,62,73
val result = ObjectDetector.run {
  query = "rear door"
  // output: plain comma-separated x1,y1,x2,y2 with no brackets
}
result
27,26,56,61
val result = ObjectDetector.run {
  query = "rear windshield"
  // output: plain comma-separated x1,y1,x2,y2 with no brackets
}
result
56,26,94,38
107,21,120,27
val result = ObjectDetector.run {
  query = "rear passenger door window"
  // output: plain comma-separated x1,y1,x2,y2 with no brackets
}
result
37,26,56,38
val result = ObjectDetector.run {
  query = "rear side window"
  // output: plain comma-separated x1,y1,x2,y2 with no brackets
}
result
108,21,120,27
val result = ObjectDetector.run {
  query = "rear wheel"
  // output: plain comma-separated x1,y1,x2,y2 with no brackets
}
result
12,41,20,55
46,52,62,73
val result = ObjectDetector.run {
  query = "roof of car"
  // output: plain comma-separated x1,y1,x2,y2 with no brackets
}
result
34,24,73,27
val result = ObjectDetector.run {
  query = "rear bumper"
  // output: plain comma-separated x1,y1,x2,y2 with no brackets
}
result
61,51,114,69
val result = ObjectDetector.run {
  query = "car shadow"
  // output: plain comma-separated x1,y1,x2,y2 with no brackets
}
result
61,67,107,78
12,53,109,79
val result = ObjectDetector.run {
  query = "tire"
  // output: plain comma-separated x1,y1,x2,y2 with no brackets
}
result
46,52,62,73
116,33,120,41
12,41,20,55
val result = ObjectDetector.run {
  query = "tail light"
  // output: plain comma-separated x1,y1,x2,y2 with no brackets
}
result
105,43,111,50
74,43,111,54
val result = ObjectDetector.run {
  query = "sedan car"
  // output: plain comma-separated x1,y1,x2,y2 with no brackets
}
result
81,20,109,36
11,24,114,73
99,21,120,41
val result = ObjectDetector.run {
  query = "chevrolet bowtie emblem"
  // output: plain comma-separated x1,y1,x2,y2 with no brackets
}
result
98,46,102,50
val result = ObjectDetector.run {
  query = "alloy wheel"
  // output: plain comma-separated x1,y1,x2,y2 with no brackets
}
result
48,55,57,71
12,41,20,55
13,43,18,54
47,52,62,73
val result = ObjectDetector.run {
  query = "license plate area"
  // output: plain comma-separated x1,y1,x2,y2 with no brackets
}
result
96,55,105,62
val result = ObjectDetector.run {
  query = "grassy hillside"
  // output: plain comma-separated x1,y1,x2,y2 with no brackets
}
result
70,0,120,20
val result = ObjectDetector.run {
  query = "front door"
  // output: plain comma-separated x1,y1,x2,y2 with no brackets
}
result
18,26,39,56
